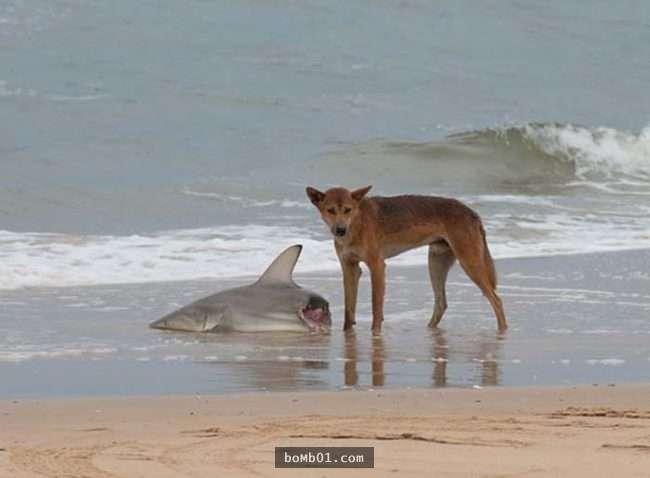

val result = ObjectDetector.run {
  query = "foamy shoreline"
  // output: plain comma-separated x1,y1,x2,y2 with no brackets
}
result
1,220,649,290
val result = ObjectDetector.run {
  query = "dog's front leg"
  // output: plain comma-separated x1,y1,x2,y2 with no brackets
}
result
341,260,361,330
368,256,386,332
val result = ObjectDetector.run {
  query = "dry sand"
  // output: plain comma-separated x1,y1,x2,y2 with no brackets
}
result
2,384,650,477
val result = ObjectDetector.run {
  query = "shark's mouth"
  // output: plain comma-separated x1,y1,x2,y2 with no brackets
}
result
299,306,331,332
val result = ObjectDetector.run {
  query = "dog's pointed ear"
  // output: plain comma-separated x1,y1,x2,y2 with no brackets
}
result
306,186,325,206
351,185,372,202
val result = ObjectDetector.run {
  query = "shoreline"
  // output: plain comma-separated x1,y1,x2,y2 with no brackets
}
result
1,380,648,404
2,247,650,398
3,384,650,477
2,379,650,406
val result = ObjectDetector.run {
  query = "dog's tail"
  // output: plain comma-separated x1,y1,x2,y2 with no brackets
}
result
480,223,498,289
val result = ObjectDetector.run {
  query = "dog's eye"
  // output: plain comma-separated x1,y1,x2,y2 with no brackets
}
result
327,208,336,214
343,207,352,214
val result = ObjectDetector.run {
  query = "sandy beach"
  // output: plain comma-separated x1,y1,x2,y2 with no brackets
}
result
2,384,650,477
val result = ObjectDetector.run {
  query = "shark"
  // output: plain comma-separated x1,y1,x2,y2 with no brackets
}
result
149,245,331,333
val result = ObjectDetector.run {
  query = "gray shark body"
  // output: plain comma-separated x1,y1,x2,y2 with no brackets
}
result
149,245,331,333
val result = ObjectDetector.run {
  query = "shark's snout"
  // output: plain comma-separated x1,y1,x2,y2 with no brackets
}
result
149,318,168,329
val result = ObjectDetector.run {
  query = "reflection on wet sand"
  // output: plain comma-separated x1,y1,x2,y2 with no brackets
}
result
433,329,505,387
344,329,505,388
225,358,330,391
192,323,506,392
196,332,333,392
475,336,504,387
343,331,358,387
371,335,385,387
344,331,386,387
431,328,448,387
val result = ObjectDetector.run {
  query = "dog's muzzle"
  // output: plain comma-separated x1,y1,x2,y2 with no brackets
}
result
334,225,347,237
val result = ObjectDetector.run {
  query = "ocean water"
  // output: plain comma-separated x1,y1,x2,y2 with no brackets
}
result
1,1,650,289
1,1,650,396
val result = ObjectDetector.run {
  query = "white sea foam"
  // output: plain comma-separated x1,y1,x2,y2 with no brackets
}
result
586,358,626,366
181,188,310,209
546,328,574,335
524,124,650,181
47,94,108,102
163,354,190,362
1,205,650,291
0,1,72,40
0,79,107,103
582,329,622,335
0,226,339,290
469,195,556,206
0,346,117,362
0,80,37,98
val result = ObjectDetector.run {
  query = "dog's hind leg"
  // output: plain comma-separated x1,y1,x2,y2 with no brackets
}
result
448,229,507,331
427,241,456,328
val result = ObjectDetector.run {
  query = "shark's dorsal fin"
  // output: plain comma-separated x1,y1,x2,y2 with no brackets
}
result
256,245,302,285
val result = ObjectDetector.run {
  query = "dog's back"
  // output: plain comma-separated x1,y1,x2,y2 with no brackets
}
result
368,195,481,234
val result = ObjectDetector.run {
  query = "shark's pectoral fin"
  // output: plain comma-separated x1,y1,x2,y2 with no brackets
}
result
200,304,232,332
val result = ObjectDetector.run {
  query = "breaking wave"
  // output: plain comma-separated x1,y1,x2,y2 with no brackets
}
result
2,208,649,290
1,123,648,291
331,123,650,189
517,123,650,181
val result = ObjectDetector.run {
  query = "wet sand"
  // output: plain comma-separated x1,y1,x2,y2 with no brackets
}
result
2,384,650,477
2,248,650,397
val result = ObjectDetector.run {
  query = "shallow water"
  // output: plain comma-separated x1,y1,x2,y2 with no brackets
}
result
2,249,649,398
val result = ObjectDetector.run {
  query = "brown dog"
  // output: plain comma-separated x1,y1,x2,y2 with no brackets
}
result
306,186,507,332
